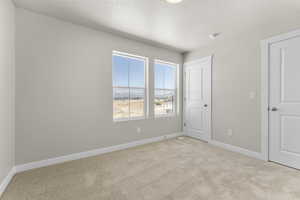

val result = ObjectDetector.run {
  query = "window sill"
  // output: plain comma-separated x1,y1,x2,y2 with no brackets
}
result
154,114,177,119
113,114,179,122
113,117,146,123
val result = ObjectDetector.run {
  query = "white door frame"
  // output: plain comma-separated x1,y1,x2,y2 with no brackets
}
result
183,55,213,141
261,29,300,161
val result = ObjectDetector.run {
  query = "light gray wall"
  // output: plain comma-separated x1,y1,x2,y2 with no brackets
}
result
15,8,183,165
184,25,300,153
0,0,15,185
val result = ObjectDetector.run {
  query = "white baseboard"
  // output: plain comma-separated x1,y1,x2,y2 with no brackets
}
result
209,140,265,160
0,167,16,198
184,132,265,160
15,132,183,173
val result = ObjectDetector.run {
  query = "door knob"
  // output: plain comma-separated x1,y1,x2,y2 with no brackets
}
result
271,107,278,111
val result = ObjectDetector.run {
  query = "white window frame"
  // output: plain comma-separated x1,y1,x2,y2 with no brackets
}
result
154,59,179,118
112,51,149,122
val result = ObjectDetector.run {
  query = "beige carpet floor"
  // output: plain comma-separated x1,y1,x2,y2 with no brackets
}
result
2,137,300,200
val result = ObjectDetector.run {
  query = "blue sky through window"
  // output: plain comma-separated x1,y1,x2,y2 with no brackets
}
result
113,55,145,88
113,55,176,90
155,63,176,89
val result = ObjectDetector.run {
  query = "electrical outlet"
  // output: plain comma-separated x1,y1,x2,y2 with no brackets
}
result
136,127,141,133
227,129,233,136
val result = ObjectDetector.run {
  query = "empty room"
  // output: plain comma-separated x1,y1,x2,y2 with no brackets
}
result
1,0,300,199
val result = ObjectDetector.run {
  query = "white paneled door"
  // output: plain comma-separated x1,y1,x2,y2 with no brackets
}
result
184,56,212,141
269,35,300,169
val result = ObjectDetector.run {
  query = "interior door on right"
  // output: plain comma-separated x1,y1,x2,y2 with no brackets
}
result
269,35,300,169
184,57,211,141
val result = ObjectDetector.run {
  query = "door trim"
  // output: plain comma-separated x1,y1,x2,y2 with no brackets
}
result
183,55,213,142
261,29,300,161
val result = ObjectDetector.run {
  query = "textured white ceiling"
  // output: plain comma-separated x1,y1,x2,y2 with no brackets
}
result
13,0,300,52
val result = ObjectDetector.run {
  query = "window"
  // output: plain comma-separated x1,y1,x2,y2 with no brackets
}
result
154,60,178,116
112,51,148,121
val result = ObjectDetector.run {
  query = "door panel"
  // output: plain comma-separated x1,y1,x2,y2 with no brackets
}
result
184,57,211,141
280,47,300,102
281,116,300,154
269,35,300,169
189,69,203,101
187,107,203,130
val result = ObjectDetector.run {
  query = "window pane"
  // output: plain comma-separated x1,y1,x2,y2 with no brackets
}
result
155,89,175,115
155,63,176,89
113,52,147,121
113,88,129,120
164,66,176,89
129,59,145,88
155,64,165,89
113,55,129,87
154,61,177,116
130,88,144,118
